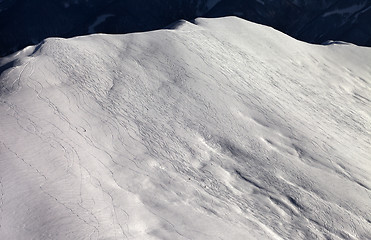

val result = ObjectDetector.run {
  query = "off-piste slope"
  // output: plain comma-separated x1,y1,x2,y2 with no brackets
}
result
0,17,370,240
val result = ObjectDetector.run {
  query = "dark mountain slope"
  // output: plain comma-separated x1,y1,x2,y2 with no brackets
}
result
0,0,370,56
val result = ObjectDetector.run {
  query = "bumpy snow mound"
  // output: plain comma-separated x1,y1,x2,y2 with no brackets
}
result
0,17,370,240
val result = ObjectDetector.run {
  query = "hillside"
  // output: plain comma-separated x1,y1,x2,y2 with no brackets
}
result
0,17,370,239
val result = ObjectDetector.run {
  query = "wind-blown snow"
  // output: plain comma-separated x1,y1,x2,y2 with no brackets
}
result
88,14,115,34
206,0,222,10
322,3,367,17
0,17,370,240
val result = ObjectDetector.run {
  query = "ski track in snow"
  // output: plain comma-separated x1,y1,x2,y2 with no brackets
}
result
0,17,371,240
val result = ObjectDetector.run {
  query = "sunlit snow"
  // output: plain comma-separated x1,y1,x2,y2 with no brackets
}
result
0,17,370,240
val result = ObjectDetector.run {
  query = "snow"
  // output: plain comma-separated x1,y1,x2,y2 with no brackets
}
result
322,3,367,17
0,16,371,240
197,0,222,15
361,5,371,13
88,14,114,34
206,0,222,10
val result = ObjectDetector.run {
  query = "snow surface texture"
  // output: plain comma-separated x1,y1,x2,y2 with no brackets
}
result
0,17,371,240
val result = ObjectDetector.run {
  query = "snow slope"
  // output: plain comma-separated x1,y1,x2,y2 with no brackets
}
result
0,17,370,240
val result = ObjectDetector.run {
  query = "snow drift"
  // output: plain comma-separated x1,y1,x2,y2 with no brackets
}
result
0,17,370,240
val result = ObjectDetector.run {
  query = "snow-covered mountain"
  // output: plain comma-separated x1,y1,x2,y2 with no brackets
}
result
0,0,370,56
1,17,371,239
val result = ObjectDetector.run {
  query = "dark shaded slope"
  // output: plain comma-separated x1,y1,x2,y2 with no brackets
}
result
0,0,370,56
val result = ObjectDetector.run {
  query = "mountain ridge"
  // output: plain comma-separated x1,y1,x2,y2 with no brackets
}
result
1,17,370,239
0,0,370,57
